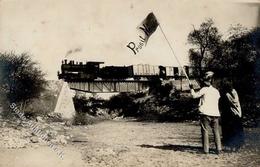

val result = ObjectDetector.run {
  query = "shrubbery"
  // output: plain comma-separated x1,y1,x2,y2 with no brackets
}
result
72,80,200,123
104,92,144,117
73,112,95,125
0,52,46,118
72,95,108,125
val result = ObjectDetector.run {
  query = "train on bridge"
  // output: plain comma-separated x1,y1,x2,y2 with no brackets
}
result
58,59,194,82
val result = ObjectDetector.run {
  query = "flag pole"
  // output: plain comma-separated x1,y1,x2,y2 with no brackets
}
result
158,24,191,85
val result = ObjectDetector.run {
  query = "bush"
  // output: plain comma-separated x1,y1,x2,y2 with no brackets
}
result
73,112,95,125
72,95,109,125
71,82,199,123
0,52,46,103
103,82,199,122
136,96,170,120
73,95,105,116
0,52,46,118
136,93,199,122
104,92,142,117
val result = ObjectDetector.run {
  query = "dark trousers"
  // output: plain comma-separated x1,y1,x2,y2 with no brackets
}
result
200,115,222,153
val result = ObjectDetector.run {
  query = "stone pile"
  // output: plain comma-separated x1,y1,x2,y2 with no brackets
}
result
0,118,72,149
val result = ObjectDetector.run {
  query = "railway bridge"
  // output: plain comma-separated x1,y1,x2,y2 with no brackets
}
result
58,60,200,93
67,79,199,93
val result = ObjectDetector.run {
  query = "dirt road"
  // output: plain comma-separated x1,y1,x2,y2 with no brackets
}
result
0,119,259,167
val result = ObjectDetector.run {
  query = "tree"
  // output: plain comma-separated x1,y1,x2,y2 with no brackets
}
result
187,21,259,126
188,19,222,76
250,27,260,101
224,26,259,126
0,52,47,112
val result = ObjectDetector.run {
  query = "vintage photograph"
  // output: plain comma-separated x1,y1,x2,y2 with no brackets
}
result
0,0,259,166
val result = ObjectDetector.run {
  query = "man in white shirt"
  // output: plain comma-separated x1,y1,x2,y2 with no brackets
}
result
190,71,222,154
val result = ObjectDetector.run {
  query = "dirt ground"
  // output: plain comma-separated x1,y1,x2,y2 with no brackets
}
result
0,119,259,167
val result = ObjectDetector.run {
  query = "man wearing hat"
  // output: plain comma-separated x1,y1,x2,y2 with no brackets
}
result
189,71,222,154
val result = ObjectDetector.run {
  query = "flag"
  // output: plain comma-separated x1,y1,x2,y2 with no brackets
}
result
139,12,159,43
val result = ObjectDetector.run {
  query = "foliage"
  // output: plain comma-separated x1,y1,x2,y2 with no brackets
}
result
148,78,176,98
73,95,105,116
159,95,199,122
72,83,198,122
104,92,142,117
188,19,222,76
23,81,62,117
73,112,95,125
101,81,199,122
0,52,46,114
73,95,108,125
188,20,259,126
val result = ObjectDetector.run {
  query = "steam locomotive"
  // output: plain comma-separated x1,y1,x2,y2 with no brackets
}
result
58,59,193,82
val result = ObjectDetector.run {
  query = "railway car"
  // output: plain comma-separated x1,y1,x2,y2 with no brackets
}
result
99,66,131,80
179,66,191,77
186,66,194,77
165,66,174,78
131,64,160,79
173,67,180,76
159,66,166,79
159,66,182,79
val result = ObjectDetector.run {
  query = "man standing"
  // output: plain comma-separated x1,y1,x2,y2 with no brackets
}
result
189,71,222,154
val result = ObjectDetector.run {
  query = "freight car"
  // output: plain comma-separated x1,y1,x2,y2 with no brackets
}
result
99,66,131,80
131,64,160,79
158,66,187,79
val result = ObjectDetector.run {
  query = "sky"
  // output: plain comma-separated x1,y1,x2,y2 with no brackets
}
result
0,0,259,80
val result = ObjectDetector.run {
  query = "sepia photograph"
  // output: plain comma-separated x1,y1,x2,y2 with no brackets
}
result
0,0,259,166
